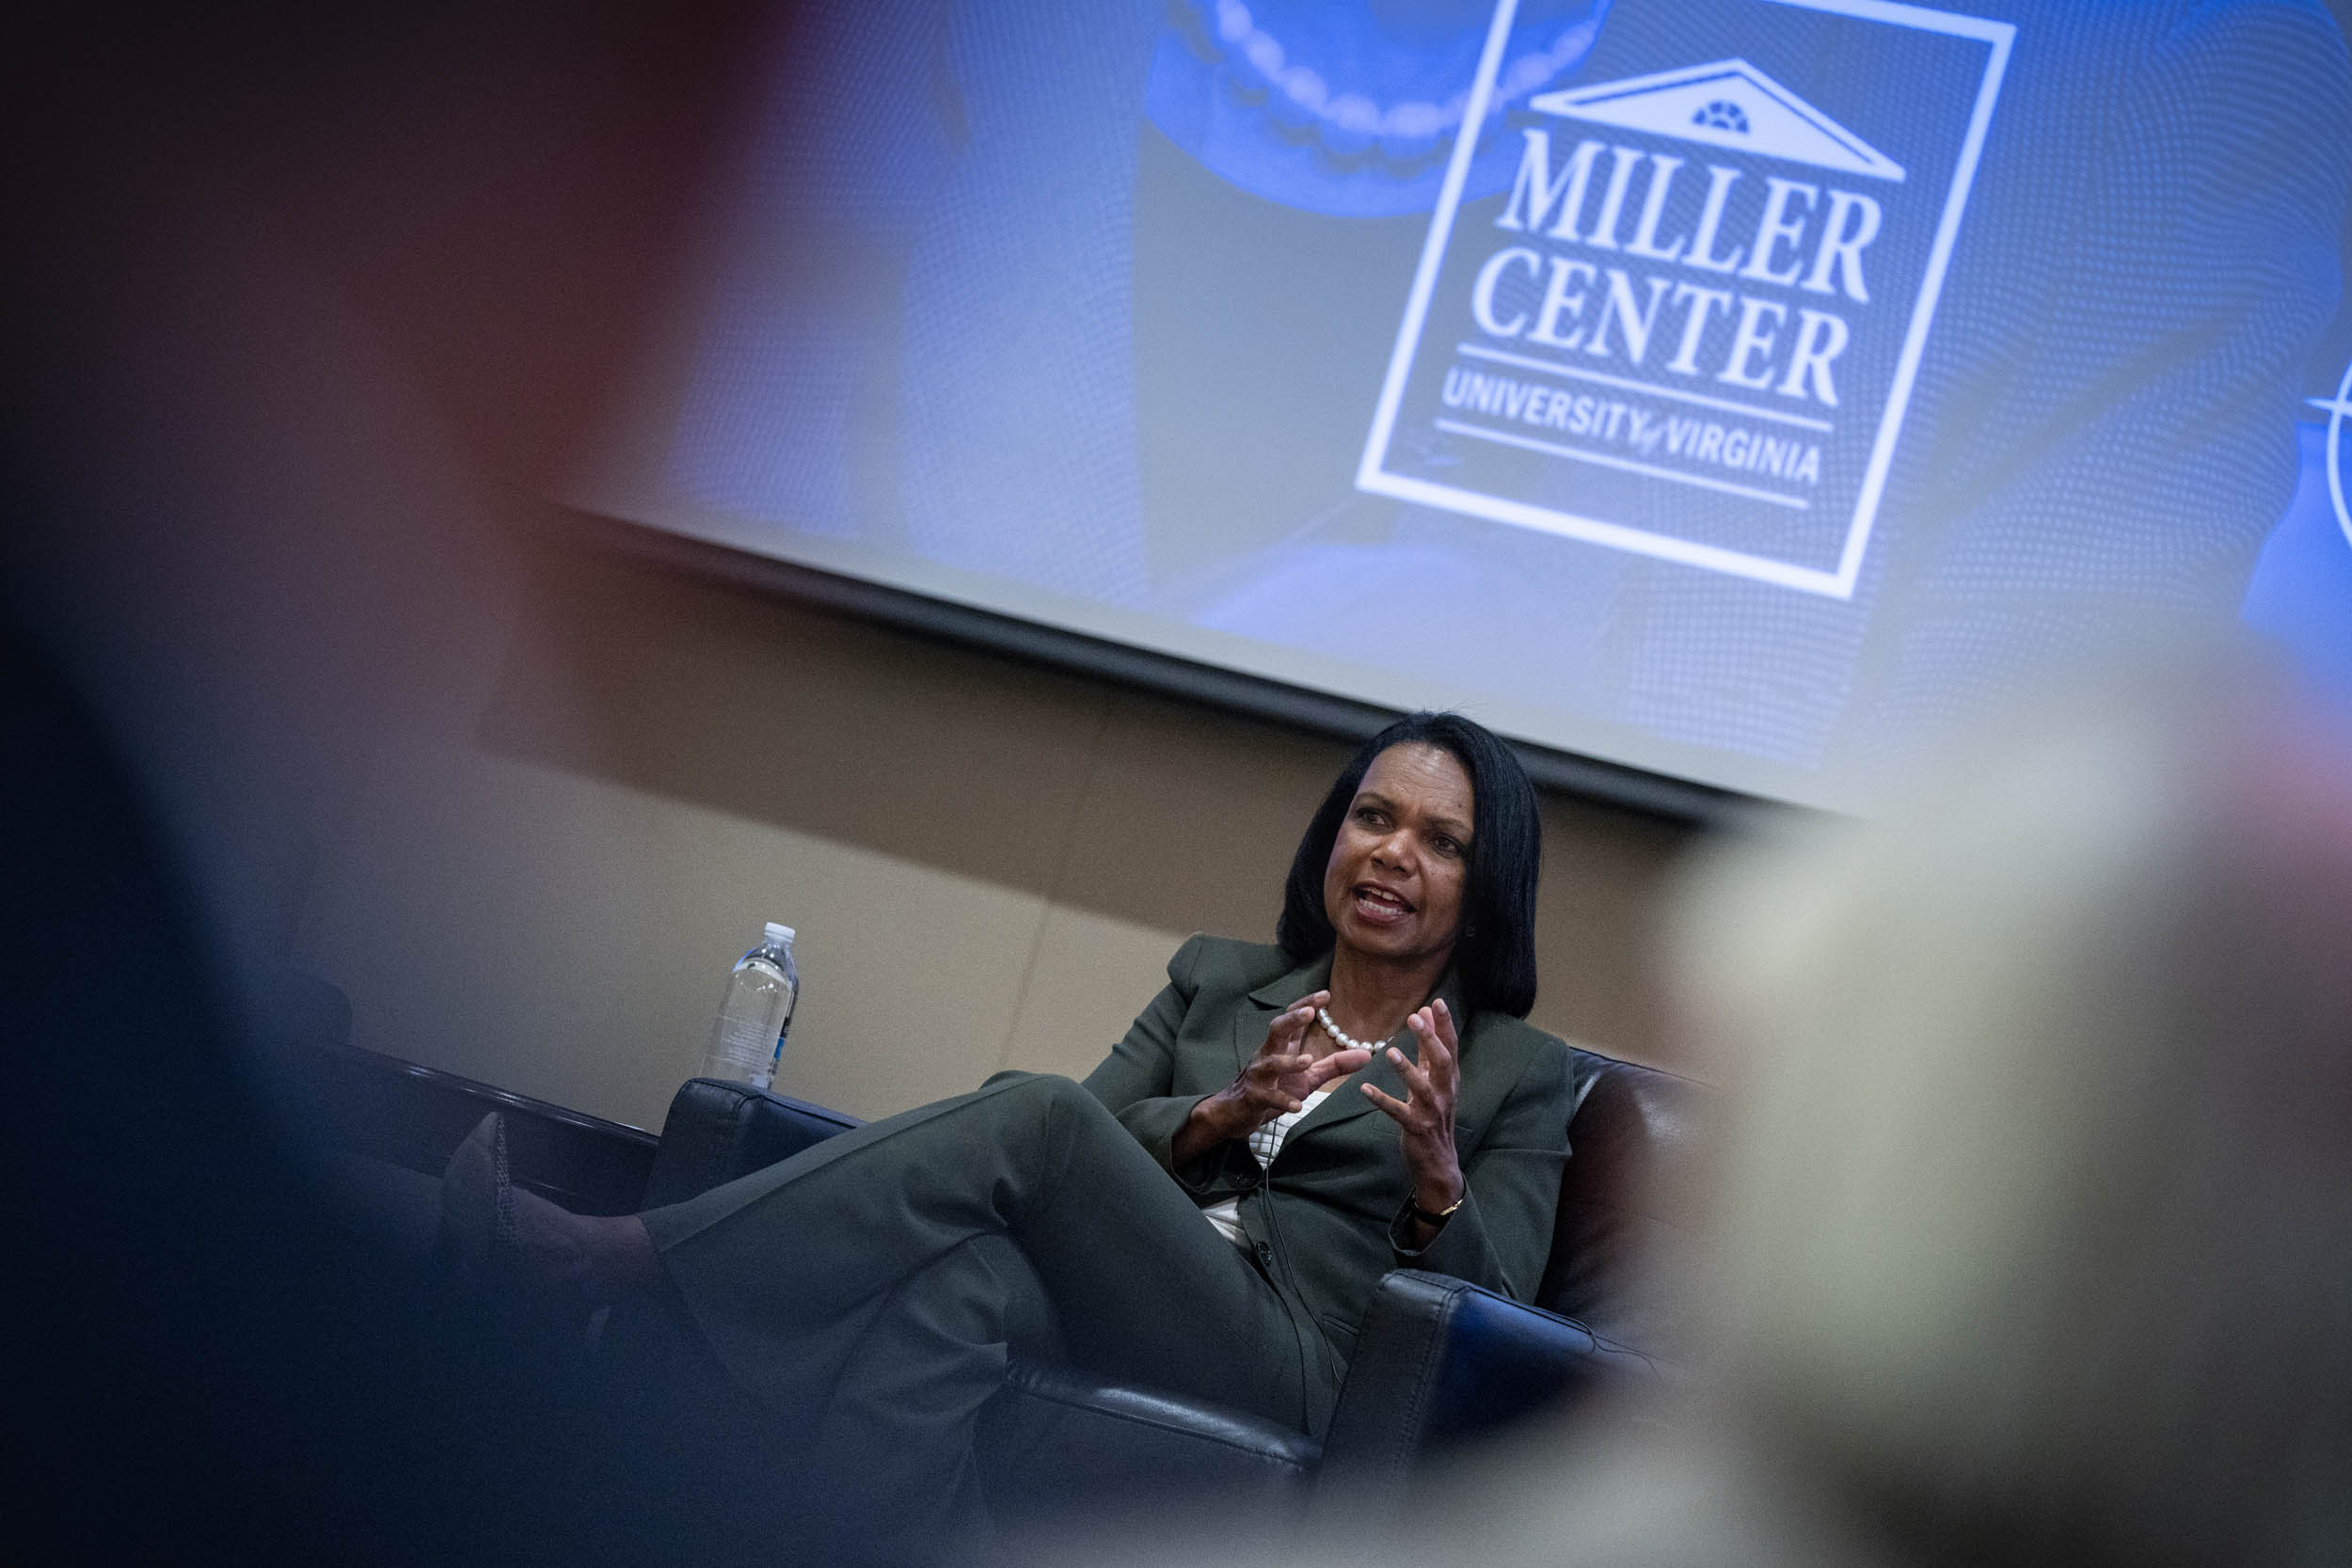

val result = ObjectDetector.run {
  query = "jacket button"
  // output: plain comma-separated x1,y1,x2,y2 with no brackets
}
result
1256,1242,1274,1265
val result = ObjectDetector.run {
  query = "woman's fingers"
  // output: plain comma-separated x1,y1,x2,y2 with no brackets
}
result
1305,1047,1372,1085
1248,1051,1313,1085
1259,995,1327,1058
1386,1045,1438,1107
1405,1008,1435,1060
1363,1071,1436,1132
1404,1009,1458,1102
1426,1001,1460,1083
1406,1006,1457,1072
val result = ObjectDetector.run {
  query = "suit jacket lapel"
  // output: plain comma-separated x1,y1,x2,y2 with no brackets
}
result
1233,951,1334,1076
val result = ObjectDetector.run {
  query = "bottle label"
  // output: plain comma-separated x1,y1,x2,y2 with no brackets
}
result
714,1016,771,1065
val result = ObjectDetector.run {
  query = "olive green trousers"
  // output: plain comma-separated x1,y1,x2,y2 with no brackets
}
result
637,1072,1327,1560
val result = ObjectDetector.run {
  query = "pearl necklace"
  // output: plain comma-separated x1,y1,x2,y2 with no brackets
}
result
1316,1006,1390,1056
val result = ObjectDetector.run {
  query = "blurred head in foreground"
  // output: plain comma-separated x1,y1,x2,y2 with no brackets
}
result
1661,647,2352,1566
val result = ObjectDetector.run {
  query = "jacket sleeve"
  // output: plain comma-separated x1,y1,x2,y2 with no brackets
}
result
1079,935,1255,1195
1386,1035,1573,1302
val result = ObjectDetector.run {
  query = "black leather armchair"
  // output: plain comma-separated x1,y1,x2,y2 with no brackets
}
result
641,1049,1705,1523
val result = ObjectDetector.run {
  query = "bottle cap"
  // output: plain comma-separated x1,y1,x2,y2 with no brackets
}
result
764,922,794,948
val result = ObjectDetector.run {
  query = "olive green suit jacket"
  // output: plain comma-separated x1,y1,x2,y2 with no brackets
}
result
1080,934,1575,1379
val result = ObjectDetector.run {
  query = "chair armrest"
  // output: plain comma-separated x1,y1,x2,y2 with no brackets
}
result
1313,1270,1661,1502
977,1358,1319,1528
641,1078,863,1208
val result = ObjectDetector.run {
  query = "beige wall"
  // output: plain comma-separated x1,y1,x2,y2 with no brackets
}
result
298,541,1697,1133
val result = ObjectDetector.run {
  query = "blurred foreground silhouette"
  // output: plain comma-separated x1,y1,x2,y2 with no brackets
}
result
0,6,790,1561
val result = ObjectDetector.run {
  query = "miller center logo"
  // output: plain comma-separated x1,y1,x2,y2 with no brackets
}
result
1358,0,2014,598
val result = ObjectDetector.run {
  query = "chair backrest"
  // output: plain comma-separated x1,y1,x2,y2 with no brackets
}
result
1534,1048,1710,1355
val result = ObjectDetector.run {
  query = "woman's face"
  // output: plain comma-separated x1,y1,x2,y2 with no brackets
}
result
1323,742,1474,970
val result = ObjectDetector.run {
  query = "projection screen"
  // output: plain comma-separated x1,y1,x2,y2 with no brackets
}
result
573,0,2352,814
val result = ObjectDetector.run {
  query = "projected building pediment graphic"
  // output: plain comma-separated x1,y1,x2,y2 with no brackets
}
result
1529,59,1906,182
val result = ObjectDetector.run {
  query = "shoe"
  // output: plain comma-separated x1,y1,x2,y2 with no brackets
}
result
436,1112,516,1293
437,1112,601,1344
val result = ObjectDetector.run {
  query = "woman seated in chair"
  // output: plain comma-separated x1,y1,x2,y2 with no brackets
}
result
443,710,1574,1559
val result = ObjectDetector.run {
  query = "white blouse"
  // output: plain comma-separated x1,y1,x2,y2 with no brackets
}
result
1197,1084,1341,1250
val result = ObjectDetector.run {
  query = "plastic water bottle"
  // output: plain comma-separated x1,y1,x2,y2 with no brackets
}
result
700,923,798,1090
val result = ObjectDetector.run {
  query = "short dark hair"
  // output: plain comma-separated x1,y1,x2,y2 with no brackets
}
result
1276,712,1542,1018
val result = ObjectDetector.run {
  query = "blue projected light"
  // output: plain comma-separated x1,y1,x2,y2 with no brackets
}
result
579,0,2352,811
2243,367,2352,700
1144,0,1611,218
2328,360,2352,556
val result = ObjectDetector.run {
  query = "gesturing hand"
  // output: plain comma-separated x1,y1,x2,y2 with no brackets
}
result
1361,999,1465,1227
1173,991,1373,1164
